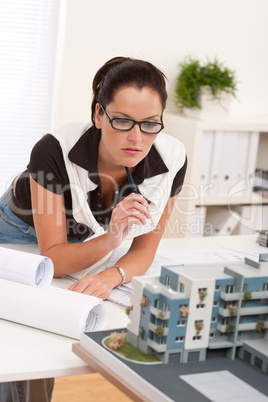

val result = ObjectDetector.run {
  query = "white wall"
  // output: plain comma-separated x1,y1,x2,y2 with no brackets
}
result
53,0,268,127
183,276,215,351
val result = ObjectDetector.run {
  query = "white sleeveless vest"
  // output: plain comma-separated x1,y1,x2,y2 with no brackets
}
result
50,121,186,239
49,122,186,277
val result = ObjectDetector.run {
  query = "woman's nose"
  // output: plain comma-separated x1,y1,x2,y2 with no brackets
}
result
127,123,142,142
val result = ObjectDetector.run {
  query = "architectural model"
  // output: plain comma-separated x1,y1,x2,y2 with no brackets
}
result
126,254,268,374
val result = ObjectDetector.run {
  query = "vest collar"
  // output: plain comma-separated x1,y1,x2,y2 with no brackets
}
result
68,126,169,185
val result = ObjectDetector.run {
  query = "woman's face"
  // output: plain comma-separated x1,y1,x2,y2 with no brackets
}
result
95,86,163,169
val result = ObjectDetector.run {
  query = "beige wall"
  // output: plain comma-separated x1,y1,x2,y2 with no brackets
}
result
52,0,268,127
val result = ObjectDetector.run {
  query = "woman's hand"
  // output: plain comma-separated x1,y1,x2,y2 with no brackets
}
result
69,275,114,299
105,192,151,249
68,267,122,299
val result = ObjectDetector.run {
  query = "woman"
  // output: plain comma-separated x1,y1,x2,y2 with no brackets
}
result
0,56,187,401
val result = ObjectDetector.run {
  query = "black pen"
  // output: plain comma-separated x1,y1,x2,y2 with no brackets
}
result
125,167,139,194
125,167,153,223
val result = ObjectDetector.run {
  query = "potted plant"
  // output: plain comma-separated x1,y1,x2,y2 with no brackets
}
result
157,310,166,319
256,320,265,333
244,290,252,300
175,57,238,119
226,323,236,333
228,305,238,317
125,305,133,315
195,320,204,335
155,326,165,337
198,288,208,303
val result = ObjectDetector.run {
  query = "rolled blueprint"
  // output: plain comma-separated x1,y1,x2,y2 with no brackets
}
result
0,246,53,288
0,279,106,339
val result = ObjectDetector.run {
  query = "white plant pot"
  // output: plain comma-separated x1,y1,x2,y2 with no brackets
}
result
184,90,233,120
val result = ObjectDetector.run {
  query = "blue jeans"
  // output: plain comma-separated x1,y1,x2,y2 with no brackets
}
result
0,186,37,244
0,186,87,244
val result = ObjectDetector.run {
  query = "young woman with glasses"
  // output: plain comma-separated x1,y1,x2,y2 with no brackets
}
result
0,56,187,401
1,56,187,298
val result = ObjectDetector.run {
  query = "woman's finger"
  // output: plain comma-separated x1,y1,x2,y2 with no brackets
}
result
68,275,112,300
113,195,151,220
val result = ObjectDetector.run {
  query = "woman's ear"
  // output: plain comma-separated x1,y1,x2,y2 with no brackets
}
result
95,103,102,129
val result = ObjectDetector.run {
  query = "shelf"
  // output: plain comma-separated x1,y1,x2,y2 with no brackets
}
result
163,111,268,132
196,193,268,207
163,112,268,238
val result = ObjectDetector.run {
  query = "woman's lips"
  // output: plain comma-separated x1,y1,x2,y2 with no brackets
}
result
122,148,141,155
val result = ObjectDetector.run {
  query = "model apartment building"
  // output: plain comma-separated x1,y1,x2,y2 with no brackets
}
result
127,255,268,374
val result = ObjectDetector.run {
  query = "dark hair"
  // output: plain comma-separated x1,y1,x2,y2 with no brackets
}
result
91,56,167,125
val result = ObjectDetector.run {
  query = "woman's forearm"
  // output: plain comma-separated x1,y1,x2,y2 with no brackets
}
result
45,233,114,277
105,245,157,284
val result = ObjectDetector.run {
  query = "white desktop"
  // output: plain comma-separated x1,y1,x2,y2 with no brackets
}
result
0,234,262,383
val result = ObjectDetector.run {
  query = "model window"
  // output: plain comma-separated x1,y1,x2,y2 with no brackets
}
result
196,303,205,308
193,335,202,340
163,301,169,312
215,285,221,290
179,282,185,292
177,321,185,326
226,284,234,293
150,314,156,324
244,350,251,362
255,357,263,370
160,336,167,344
154,299,159,308
175,336,184,342
263,282,268,291
213,301,219,306
166,275,171,287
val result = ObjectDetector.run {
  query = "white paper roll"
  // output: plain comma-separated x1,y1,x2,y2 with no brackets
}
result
0,279,106,339
0,247,53,287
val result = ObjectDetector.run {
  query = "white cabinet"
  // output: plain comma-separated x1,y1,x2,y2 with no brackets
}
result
163,112,268,238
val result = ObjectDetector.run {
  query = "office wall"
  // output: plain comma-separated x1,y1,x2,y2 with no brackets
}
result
53,0,268,127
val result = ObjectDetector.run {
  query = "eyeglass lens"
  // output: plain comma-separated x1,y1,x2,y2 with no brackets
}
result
112,118,162,134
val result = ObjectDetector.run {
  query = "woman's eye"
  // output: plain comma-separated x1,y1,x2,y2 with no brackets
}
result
143,122,158,129
114,119,130,126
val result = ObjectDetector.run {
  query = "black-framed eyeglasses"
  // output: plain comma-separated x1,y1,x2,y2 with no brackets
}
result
100,104,164,134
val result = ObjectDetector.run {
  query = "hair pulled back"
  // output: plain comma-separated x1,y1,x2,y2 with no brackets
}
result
91,56,167,125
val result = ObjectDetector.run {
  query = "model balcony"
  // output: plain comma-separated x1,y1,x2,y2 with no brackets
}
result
149,322,169,336
218,307,231,317
250,290,268,300
216,323,229,332
220,291,240,301
220,290,268,302
240,306,268,315
238,321,268,331
218,305,268,317
147,338,167,353
150,306,171,320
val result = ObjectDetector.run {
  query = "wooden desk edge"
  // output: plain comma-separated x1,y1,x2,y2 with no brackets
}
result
72,343,151,402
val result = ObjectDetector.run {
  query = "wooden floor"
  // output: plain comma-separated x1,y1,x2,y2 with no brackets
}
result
51,373,131,402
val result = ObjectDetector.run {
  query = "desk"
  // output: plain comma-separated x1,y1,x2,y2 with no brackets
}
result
0,244,128,382
0,234,260,383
